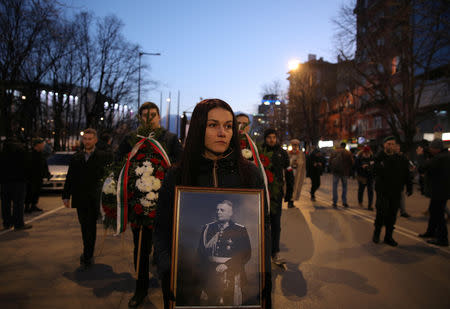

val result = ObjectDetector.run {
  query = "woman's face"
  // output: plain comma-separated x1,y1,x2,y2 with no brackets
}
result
204,107,234,159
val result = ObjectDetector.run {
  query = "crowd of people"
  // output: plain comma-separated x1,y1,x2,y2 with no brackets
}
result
303,136,449,248
0,137,52,230
1,98,449,309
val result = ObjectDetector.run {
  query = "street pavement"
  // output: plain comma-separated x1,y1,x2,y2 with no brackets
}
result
0,175,449,309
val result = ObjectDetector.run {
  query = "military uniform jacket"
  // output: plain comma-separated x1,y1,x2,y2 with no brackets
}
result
198,220,251,281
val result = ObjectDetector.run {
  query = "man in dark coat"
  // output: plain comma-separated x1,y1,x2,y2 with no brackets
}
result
116,101,183,308
62,128,110,268
306,148,325,202
197,200,251,306
0,137,32,230
25,138,51,213
372,136,412,246
419,138,450,247
260,128,292,263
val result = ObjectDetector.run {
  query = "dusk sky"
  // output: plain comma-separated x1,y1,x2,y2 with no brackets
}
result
62,0,346,115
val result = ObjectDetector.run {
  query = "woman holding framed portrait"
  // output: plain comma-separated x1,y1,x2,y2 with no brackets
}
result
154,99,272,309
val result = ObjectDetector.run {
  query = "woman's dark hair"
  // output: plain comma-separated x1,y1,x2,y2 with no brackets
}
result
179,98,252,185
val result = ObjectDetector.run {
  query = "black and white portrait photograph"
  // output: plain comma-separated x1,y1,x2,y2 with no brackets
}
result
171,187,265,308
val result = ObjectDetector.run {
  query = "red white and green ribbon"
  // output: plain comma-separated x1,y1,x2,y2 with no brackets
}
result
245,133,270,209
115,135,171,235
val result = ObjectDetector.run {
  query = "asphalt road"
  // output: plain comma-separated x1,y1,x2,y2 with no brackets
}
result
0,175,449,309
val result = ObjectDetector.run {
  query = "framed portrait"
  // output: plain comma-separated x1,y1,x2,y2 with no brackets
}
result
170,186,266,309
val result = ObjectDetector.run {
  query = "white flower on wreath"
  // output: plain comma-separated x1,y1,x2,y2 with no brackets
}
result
135,161,154,176
102,175,117,195
140,197,154,207
242,148,253,159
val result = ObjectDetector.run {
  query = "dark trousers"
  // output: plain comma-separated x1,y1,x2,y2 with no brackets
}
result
1,182,26,228
374,191,400,237
132,226,153,296
358,178,373,207
309,174,320,197
76,206,98,260
425,199,448,242
25,181,41,209
270,206,281,256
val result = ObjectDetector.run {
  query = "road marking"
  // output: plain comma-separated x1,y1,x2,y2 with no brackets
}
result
0,205,65,236
314,196,450,255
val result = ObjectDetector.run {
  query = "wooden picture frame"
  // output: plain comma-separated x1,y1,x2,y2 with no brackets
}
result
170,186,266,309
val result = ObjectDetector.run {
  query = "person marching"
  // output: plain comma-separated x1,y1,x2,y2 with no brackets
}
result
260,128,293,263
25,138,51,213
306,148,325,201
116,101,183,308
154,99,272,309
372,136,412,246
63,128,110,268
419,138,449,247
355,145,375,210
287,139,306,208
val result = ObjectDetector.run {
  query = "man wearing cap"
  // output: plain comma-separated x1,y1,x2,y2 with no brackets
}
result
260,128,292,262
287,139,306,208
372,136,412,246
25,138,51,213
419,138,449,246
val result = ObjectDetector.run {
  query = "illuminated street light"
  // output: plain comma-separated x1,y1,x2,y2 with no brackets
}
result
288,59,300,71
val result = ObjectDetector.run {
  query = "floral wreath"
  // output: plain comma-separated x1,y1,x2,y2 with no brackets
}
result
100,131,170,234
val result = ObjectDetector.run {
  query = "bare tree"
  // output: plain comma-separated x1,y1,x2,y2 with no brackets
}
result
0,0,61,138
333,0,450,151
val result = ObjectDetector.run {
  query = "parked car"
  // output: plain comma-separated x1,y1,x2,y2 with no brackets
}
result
42,151,75,190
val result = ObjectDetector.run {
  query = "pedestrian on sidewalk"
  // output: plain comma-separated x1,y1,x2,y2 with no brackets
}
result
62,128,110,269
154,99,272,309
355,146,374,210
260,128,293,263
0,136,32,230
287,139,306,208
372,136,412,246
306,148,324,202
25,138,51,213
418,138,449,247
116,102,182,308
329,142,353,208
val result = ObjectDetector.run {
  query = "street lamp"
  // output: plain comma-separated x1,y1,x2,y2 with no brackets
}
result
138,51,161,110
288,59,300,71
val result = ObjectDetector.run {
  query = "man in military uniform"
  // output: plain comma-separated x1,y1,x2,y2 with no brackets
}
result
197,200,251,306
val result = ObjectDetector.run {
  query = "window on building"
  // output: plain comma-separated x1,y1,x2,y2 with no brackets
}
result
374,116,382,129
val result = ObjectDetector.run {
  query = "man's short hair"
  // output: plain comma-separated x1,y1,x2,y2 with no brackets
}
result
218,200,233,208
236,113,250,122
340,142,346,148
139,101,160,117
83,128,97,137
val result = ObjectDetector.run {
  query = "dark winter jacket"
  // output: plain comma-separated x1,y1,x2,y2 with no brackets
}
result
260,143,293,208
0,139,29,183
154,152,271,287
374,151,412,195
424,150,450,200
62,149,110,209
355,154,374,179
116,128,182,164
329,148,354,177
306,151,325,178
28,149,51,187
